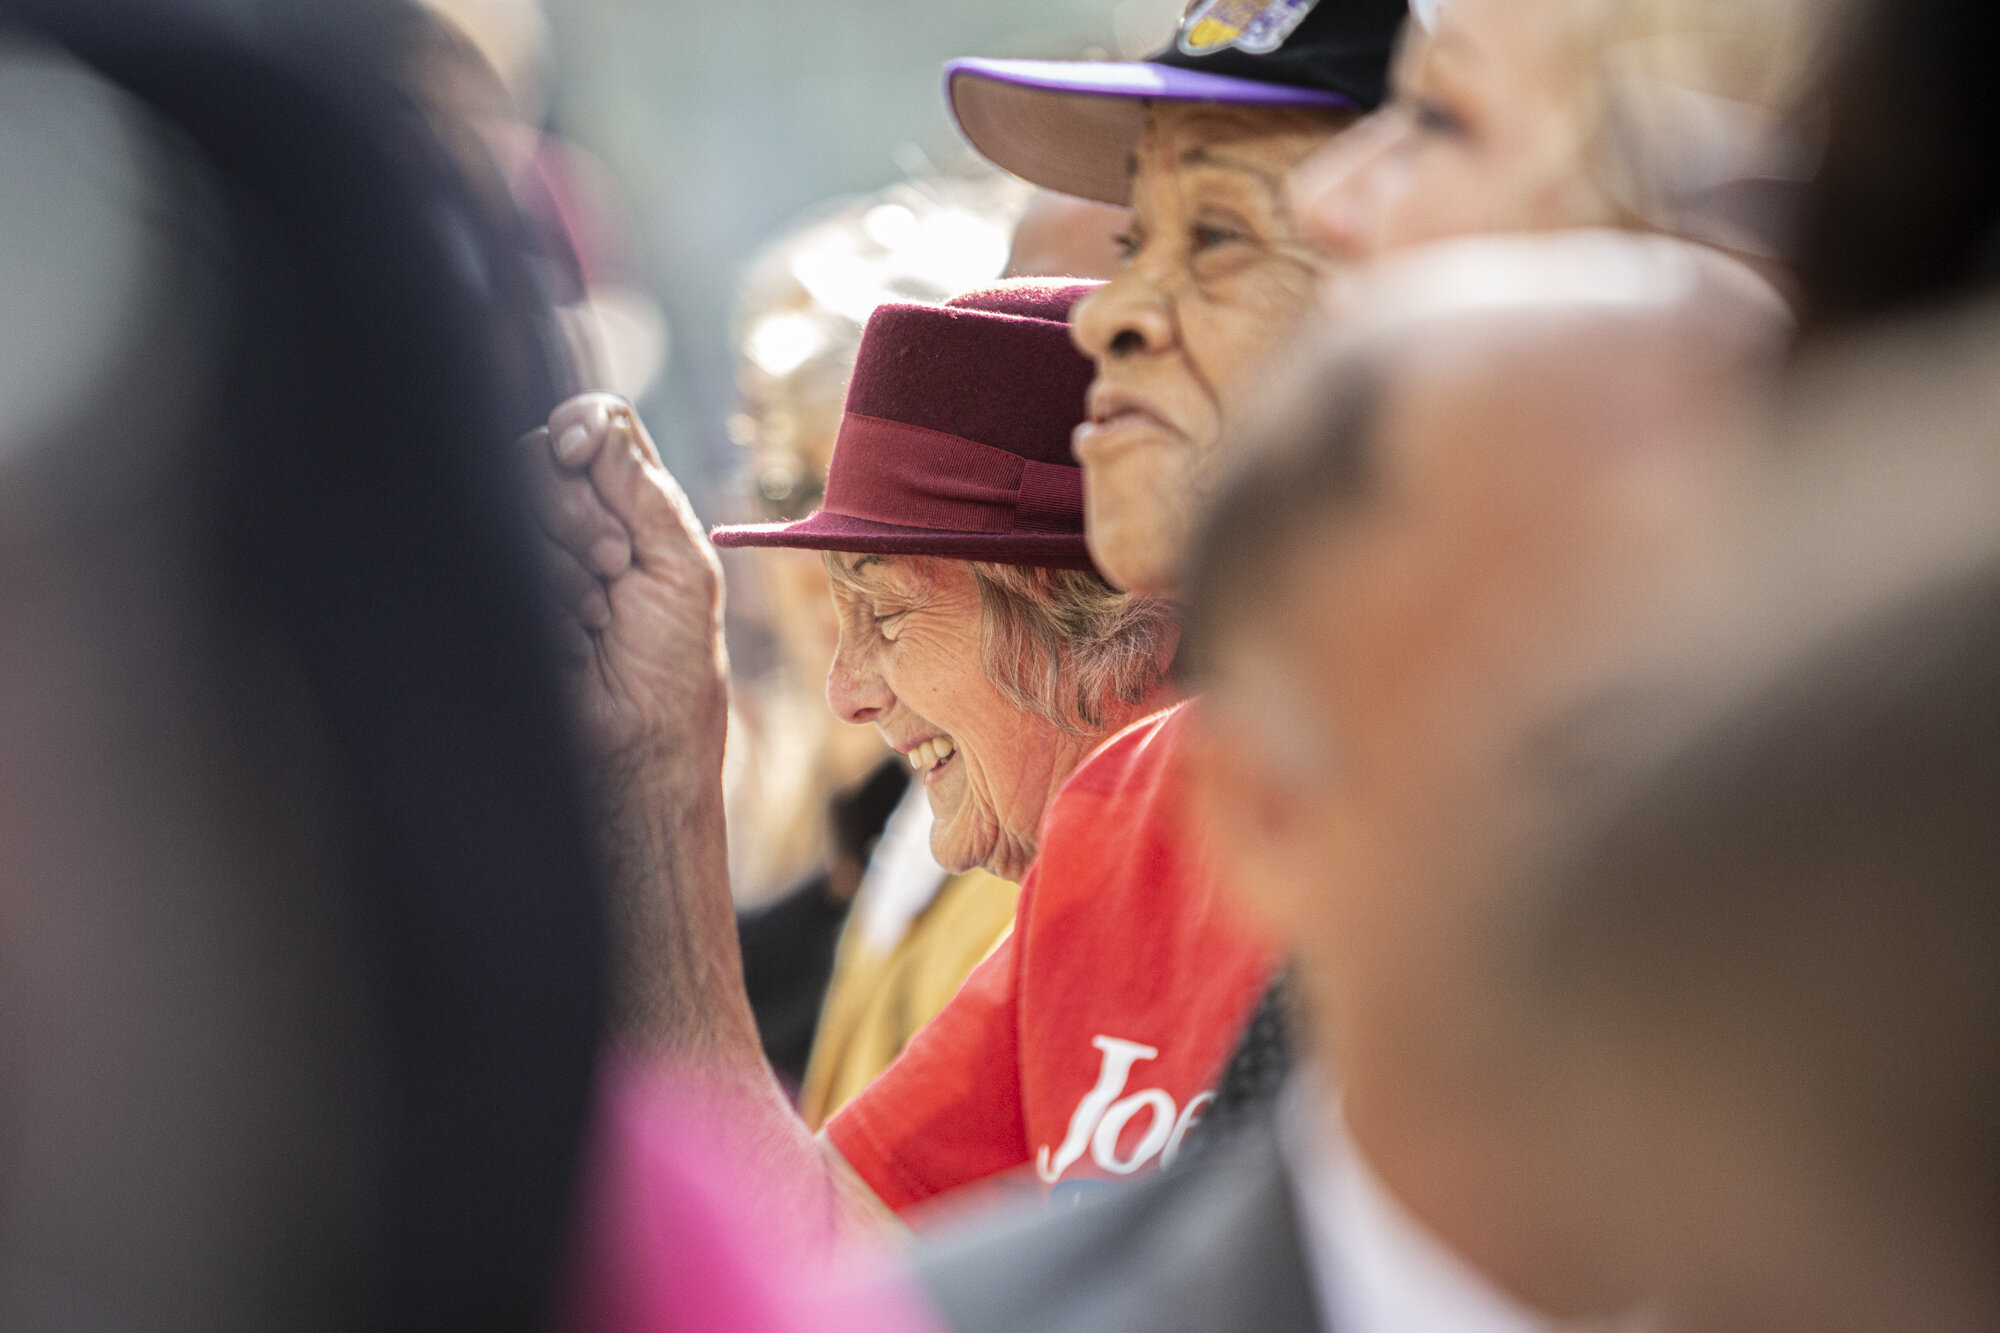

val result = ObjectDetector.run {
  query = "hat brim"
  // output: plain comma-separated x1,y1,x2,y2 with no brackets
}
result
945,57,1354,205
711,510,1099,573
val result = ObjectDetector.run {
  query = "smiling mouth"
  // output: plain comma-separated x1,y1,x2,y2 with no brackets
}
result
908,735,958,784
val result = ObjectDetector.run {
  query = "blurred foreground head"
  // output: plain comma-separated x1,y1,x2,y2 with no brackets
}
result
1296,0,1825,265
1519,253,2000,1333
0,4,601,1328
1530,530,2000,1333
1180,229,1787,1312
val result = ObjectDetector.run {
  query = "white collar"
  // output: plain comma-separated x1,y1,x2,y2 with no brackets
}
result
852,782,950,955
1278,1074,1559,1333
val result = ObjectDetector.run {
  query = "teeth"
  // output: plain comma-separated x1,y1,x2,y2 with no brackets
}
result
908,736,956,772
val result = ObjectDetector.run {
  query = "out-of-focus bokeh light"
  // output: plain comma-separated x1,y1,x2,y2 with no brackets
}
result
787,204,1013,324
746,310,829,378
547,0,1184,502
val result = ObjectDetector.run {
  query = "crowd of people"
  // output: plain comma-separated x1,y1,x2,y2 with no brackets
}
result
8,0,2000,1327
517,0,2000,1328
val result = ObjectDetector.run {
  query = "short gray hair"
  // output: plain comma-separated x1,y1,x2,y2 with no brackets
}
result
967,561,1179,735
824,553,1178,736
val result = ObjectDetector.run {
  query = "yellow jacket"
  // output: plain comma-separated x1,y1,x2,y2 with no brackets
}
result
798,867,1020,1130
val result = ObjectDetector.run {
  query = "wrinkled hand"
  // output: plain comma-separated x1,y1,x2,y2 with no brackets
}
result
518,394,728,790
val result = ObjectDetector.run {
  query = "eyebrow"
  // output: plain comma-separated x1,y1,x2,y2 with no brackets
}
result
1176,145,1288,203
850,554,893,589
825,551,886,592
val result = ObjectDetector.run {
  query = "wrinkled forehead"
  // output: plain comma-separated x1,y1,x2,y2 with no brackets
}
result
1130,101,1348,181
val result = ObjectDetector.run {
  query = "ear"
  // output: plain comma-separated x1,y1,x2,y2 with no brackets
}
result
1185,699,1316,936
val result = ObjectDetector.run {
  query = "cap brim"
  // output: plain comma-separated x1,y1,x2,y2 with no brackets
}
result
711,511,1098,572
946,57,1354,205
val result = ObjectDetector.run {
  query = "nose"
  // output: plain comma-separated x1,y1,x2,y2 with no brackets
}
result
1289,108,1403,263
826,618,893,725
1072,265,1175,366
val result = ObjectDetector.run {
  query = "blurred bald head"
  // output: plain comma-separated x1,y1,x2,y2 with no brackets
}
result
1181,230,1789,1314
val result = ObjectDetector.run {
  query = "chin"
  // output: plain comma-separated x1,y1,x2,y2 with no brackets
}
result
927,826,983,877
1094,535,1179,599
1088,503,1188,599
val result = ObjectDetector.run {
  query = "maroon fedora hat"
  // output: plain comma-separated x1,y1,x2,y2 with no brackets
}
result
711,279,1102,571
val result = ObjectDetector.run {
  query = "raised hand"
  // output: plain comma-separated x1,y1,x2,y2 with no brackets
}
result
517,393,728,791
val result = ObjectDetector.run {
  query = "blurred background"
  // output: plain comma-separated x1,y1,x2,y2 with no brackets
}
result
415,0,1174,907
440,0,1181,499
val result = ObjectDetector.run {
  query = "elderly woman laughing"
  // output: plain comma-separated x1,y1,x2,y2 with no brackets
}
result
708,282,1175,882
523,280,1177,1237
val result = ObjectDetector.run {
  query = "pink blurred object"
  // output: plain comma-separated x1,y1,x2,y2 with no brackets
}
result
563,1051,942,1333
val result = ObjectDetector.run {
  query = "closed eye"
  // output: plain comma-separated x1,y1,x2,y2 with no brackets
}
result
1191,218,1250,252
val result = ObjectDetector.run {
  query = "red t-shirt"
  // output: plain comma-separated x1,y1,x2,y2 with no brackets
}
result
824,701,1280,1212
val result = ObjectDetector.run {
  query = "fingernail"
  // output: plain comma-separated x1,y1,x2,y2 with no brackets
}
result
556,425,591,463
591,535,630,576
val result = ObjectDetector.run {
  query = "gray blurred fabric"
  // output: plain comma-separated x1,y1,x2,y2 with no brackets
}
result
915,1116,1324,1333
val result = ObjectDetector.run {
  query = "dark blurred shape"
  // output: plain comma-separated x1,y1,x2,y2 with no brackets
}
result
0,1,603,1329
1531,554,2000,1331
1169,970,1298,1166
1796,0,2000,330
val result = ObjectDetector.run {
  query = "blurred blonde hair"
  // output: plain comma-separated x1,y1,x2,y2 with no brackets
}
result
1554,0,1832,249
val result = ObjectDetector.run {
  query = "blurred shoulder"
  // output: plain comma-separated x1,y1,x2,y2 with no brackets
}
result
911,1116,1321,1333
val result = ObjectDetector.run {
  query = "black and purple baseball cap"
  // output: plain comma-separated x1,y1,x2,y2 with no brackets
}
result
946,0,1412,206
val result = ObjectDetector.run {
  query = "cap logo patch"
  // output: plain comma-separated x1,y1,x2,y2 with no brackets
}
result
1176,0,1322,57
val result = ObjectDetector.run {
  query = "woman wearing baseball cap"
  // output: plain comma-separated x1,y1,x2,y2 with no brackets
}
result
949,0,1407,598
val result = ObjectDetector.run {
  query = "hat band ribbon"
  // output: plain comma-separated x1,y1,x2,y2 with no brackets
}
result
822,413,1084,536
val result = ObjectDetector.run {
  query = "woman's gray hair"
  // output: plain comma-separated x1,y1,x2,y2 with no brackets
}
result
823,553,1178,736
966,561,1179,735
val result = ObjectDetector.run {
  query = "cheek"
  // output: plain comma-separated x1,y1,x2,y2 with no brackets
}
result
1484,99,1611,229
877,629,967,724
1184,275,1318,401
1381,146,1518,247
